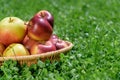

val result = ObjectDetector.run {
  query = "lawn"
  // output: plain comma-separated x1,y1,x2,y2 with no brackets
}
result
0,0,120,80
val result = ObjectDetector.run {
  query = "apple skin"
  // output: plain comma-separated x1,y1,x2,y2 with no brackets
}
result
49,34,68,50
27,10,53,43
22,35,38,51
49,34,59,45
35,10,54,27
3,43,30,57
30,41,56,55
0,17,26,46
0,43,5,56
55,40,68,50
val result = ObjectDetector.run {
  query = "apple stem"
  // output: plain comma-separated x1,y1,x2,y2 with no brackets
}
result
9,17,14,23
40,12,45,17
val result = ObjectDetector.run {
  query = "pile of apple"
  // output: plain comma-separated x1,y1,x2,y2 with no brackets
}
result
0,10,69,57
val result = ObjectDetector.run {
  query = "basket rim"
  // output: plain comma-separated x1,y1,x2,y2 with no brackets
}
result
0,41,73,61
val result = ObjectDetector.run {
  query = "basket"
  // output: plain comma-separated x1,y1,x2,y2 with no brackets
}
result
0,41,73,66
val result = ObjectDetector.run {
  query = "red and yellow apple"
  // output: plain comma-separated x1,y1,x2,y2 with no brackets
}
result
3,43,30,57
0,43,5,56
27,10,53,43
0,17,26,46
22,35,38,51
30,41,56,55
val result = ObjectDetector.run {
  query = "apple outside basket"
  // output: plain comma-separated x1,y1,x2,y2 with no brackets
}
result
0,41,73,66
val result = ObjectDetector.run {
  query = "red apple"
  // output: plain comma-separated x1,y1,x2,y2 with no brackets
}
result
0,17,26,46
30,41,56,55
0,43,5,56
49,34,59,44
36,10,54,27
27,10,53,43
22,35,38,51
49,34,68,50
3,43,30,57
55,40,68,50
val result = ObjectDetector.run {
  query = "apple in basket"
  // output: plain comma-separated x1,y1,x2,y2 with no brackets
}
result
49,34,69,50
0,17,26,46
3,43,30,57
27,10,54,43
55,39,68,50
22,35,38,51
0,43,5,56
35,10,54,27
30,41,56,55
49,34,59,45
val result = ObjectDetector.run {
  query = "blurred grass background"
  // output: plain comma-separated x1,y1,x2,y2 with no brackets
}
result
0,0,120,79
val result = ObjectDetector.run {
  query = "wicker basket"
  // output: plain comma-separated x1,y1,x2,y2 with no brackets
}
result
0,41,73,66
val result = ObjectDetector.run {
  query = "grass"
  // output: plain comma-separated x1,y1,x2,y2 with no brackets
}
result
0,0,120,80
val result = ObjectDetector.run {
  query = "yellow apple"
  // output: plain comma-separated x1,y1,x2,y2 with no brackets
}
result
0,43,5,56
3,43,30,57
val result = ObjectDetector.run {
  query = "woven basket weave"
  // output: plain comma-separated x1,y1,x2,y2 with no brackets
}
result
0,41,73,66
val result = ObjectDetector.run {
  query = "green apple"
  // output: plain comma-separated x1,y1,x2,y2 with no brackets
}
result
0,17,26,46
3,43,30,57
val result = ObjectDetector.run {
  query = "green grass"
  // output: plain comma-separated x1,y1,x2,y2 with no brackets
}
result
0,0,120,80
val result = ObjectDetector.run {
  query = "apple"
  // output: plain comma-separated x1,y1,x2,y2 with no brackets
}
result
0,17,26,46
55,39,68,50
27,10,53,43
35,10,54,27
49,34,68,50
22,35,38,51
49,34,59,45
3,43,30,57
0,43,5,56
30,41,56,55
